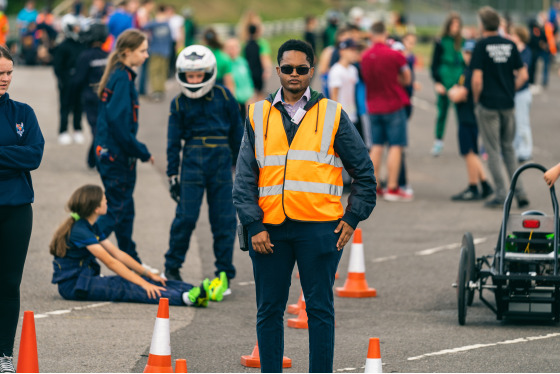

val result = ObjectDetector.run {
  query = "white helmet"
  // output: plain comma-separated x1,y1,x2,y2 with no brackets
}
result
61,13,81,40
175,45,217,99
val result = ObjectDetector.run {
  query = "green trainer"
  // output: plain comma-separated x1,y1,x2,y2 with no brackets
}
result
187,278,210,307
209,271,228,302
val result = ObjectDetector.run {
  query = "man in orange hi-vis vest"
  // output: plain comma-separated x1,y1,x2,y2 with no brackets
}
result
233,39,376,373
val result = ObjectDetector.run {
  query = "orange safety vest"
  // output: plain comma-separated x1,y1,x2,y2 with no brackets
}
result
248,97,344,225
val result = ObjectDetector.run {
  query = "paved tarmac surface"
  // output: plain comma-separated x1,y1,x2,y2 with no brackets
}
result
9,64,560,372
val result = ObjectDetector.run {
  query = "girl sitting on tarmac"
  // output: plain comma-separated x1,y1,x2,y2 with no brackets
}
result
49,184,226,307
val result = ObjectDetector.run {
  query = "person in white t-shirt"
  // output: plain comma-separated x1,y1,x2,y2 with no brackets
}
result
328,38,360,190
328,38,360,124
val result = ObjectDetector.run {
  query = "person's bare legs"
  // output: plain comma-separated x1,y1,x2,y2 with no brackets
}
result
386,145,402,190
369,145,384,186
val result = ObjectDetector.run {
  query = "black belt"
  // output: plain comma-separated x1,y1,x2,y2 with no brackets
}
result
185,136,229,147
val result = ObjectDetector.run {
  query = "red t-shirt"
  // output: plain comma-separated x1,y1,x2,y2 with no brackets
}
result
361,42,410,114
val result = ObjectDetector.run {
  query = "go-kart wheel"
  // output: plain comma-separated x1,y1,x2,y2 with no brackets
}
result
457,246,469,325
462,232,476,306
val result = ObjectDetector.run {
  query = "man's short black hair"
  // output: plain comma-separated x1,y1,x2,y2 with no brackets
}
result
277,39,314,66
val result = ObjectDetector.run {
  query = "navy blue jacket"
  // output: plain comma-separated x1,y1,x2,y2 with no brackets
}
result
96,63,151,162
0,93,44,206
233,89,376,237
166,86,243,177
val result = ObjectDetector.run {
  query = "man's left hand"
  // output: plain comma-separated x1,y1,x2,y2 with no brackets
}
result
334,220,354,250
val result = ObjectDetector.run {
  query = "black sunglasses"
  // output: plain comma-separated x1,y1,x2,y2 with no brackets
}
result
280,65,311,75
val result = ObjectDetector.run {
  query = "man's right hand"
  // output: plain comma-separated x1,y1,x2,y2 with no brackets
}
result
251,231,274,254
434,82,446,95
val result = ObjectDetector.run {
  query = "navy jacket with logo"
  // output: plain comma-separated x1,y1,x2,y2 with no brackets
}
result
95,63,151,162
0,93,44,206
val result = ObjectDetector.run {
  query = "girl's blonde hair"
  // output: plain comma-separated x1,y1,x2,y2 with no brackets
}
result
97,29,147,98
49,185,104,258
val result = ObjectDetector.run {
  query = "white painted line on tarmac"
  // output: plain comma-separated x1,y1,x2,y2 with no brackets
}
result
407,332,560,361
32,302,112,319
415,237,487,256
238,281,255,286
372,255,398,263
370,238,487,263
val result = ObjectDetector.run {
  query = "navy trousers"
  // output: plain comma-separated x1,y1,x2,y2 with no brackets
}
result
57,276,192,306
96,159,140,263
249,220,343,373
165,148,237,279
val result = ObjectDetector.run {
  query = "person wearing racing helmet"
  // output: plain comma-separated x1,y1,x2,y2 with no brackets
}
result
52,12,86,145
73,22,109,168
163,45,243,298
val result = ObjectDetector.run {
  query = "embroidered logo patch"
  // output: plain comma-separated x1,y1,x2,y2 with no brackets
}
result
16,122,24,137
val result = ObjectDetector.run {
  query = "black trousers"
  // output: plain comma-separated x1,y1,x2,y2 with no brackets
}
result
0,204,33,356
58,81,83,133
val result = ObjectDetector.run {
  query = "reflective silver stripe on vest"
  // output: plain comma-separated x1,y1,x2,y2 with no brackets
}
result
259,184,283,197
287,150,343,168
253,101,265,168
263,154,286,166
320,100,339,155
284,180,343,196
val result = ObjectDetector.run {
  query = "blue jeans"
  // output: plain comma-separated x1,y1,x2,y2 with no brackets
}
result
249,220,343,373
57,276,192,306
513,88,532,160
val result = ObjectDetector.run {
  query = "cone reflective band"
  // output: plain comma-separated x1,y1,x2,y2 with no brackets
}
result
144,298,173,373
16,311,39,373
364,338,382,373
336,229,377,297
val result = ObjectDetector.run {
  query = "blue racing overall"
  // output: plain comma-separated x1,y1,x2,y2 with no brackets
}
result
52,219,193,305
95,63,151,264
165,86,243,280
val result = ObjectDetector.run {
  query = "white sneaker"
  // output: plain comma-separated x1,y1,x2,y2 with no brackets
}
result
142,263,160,274
73,131,85,144
431,140,444,157
0,355,15,373
58,132,72,145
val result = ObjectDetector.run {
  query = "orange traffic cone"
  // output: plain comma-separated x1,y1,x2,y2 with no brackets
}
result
144,298,173,373
364,338,382,373
240,341,292,368
174,359,187,373
16,311,39,373
287,290,304,315
336,229,377,297
287,294,308,329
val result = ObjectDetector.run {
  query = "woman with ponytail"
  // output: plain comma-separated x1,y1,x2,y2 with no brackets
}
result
94,29,156,272
49,184,225,307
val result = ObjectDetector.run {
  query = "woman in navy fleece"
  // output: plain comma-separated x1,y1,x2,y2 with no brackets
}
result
0,45,44,372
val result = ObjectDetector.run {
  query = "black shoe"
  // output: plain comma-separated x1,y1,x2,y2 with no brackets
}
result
484,197,503,209
518,157,532,164
451,187,481,201
480,183,494,199
164,268,182,281
517,197,530,209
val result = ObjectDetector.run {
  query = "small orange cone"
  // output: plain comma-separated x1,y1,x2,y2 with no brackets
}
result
174,359,187,373
144,298,173,373
240,341,292,368
287,294,308,329
336,229,377,298
287,290,304,315
364,338,382,373
16,311,39,373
